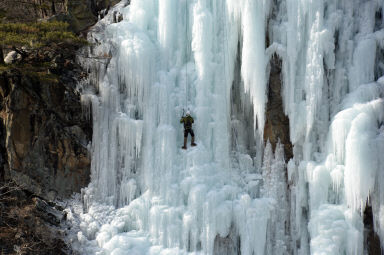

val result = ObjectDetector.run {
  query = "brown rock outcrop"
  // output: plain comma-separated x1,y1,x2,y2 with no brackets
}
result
0,0,113,252
0,50,92,201
264,56,293,160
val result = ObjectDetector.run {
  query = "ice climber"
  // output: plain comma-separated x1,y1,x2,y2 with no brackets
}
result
180,111,197,149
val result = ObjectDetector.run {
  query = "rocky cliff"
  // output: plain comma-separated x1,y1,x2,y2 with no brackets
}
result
0,0,122,206
0,1,119,253
0,41,92,255
264,56,292,160
0,49,92,201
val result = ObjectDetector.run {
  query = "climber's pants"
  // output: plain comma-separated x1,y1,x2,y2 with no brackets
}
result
184,129,194,138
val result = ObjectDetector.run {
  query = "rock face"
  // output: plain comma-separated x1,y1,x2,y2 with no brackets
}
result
264,56,293,160
0,0,115,252
364,205,382,255
0,52,92,201
0,0,120,32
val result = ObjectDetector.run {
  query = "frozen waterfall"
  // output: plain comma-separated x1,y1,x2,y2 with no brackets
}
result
67,0,384,254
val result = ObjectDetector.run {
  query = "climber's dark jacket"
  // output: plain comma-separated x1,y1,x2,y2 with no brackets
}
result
180,115,194,130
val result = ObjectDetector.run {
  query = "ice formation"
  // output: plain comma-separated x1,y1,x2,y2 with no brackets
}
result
68,0,384,254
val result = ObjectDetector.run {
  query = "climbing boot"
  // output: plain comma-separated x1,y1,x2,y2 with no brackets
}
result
182,137,187,149
191,136,197,147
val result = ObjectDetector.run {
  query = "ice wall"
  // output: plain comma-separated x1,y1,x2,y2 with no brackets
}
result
74,0,275,254
70,0,384,254
267,0,384,254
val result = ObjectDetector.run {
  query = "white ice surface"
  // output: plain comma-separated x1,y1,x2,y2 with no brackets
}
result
73,0,274,254
68,0,384,254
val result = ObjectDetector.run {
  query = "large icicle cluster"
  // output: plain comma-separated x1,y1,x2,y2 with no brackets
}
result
72,0,276,254
66,0,384,254
262,142,290,254
268,0,384,254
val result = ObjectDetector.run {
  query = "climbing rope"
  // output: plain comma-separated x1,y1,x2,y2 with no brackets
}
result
221,1,237,207
185,0,189,110
223,1,229,94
